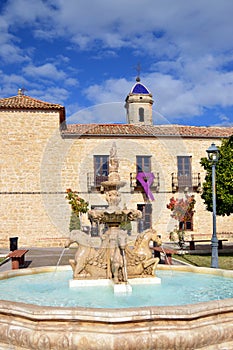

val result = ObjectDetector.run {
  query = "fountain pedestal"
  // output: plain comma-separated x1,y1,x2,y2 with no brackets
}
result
69,276,161,292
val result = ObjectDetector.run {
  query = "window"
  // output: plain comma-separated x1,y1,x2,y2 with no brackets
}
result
136,156,151,173
139,107,144,122
177,156,192,188
136,156,152,188
137,203,152,232
94,155,109,186
179,218,193,231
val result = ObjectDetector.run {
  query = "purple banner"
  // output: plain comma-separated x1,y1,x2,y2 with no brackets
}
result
136,172,155,200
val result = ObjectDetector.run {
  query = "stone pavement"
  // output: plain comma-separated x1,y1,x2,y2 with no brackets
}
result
0,247,76,272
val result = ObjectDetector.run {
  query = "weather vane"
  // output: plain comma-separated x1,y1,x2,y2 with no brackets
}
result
135,62,141,81
18,87,28,96
21,87,28,95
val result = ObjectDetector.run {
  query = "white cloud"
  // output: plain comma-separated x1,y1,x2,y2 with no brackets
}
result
2,0,233,58
22,63,65,80
0,71,28,97
84,78,131,104
0,0,233,125
217,114,233,126
3,0,50,25
65,77,79,87
68,102,125,124
83,63,233,123
37,87,69,104
0,42,27,63
38,0,233,57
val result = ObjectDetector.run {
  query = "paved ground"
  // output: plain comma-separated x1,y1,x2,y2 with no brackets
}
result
0,247,76,272
0,245,182,271
0,242,232,272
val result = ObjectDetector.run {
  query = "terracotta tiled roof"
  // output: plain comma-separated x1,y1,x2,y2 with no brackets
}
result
0,92,65,123
62,123,233,138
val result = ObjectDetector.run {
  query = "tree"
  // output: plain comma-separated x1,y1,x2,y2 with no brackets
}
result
167,195,196,223
66,189,89,231
69,211,81,231
200,135,233,216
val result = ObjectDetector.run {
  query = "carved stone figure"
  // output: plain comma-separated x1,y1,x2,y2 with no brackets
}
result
109,142,119,173
105,189,121,208
67,229,161,282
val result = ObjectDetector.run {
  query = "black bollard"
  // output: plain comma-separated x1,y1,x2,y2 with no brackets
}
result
9,237,18,251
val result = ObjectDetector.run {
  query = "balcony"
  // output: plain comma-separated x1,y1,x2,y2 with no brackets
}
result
130,172,160,193
171,173,201,193
87,173,108,192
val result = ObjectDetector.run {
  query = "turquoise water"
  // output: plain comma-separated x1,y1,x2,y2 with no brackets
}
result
0,270,232,308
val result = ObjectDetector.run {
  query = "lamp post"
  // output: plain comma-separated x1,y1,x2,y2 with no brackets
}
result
206,143,219,268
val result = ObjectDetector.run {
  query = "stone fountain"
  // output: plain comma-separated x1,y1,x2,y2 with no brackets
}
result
0,143,233,349
68,142,161,292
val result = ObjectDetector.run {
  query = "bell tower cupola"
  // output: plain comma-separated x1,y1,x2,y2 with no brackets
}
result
125,77,154,125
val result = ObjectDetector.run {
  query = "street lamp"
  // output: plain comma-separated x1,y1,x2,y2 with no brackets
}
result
206,142,219,268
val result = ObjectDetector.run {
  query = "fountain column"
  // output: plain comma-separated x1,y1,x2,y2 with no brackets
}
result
100,142,128,284
88,143,141,287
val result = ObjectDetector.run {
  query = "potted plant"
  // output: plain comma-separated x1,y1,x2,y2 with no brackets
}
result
167,195,196,249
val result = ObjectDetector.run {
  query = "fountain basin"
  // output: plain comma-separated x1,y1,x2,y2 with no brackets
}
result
0,265,233,350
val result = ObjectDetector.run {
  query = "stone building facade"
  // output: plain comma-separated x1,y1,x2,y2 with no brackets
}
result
1,83,232,248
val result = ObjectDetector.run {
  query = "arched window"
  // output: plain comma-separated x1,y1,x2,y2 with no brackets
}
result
139,107,144,122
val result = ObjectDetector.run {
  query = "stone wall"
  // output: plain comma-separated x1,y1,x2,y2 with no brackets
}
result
60,136,232,241
1,110,70,247
1,109,232,247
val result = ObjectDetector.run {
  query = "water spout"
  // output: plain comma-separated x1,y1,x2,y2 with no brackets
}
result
54,247,68,273
122,248,128,282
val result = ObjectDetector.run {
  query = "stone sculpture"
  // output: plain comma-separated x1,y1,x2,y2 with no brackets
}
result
67,229,161,281
67,142,160,283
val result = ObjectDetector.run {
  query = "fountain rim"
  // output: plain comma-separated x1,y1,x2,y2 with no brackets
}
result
0,264,233,322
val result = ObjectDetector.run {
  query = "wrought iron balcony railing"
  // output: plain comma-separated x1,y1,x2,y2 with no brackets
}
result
87,171,200,194
87,173,108,192
171,172,201,193
130,172,160,192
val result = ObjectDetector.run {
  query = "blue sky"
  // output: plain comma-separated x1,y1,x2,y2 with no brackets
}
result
0,0,233,126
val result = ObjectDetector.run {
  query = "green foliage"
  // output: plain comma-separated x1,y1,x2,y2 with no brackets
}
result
66,189,89,215
69,212,81,232
200,136,233,216
66,189,89,232
120,221,132,231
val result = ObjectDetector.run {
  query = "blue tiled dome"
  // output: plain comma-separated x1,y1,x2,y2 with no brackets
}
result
131,82,150,94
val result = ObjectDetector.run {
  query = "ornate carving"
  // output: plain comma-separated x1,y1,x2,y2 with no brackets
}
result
37,334,51,350
0,299,233,349
69,229,160,281
57,334,72,349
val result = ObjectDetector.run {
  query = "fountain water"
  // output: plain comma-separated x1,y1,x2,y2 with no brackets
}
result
0,265,233,349
55,247,68,270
